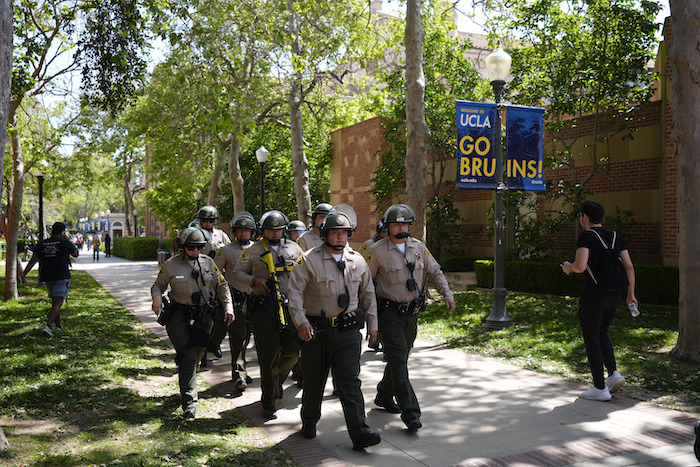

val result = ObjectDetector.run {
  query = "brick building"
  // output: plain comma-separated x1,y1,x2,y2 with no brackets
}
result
330,19,678,266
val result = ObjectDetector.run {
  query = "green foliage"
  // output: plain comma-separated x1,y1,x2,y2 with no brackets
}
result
474,260,678,305
369,0,486,256
440,256,485,272
419,289,696,410
113,236,159,260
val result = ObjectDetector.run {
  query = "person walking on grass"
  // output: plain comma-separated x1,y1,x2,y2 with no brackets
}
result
561,200,637,401
21,222,79,337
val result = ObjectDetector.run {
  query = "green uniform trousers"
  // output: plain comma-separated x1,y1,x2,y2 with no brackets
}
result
250,306,299,409
166,308,212,412
227,305,249,381
376,308,421,424
300,324,371,443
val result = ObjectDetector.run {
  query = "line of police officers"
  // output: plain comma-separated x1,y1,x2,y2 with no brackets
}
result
151,202,454,451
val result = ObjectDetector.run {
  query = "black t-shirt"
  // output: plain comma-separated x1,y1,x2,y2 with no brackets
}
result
576,226,627,287
33,236,76,282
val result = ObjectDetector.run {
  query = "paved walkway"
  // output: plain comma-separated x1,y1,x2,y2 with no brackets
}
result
73,253,699,467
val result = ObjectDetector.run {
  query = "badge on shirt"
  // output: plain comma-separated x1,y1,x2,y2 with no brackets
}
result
294,256,305,266
365,250,374,261
240,249,249,259
216,249,223,257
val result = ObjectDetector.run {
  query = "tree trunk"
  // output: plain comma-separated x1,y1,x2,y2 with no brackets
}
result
0,0,11,200
228,135,246,213
0,425,9,451
207,145,226,206
287,0,312,225
669,0,700,361
404,0,429,242
5,101,25,301
123,162,135,236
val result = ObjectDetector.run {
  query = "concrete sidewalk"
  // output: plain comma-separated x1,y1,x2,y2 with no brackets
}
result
73,254,699,467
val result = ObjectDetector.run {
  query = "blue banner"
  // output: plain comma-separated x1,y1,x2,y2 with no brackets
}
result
456,101,497,190
506,105,546,192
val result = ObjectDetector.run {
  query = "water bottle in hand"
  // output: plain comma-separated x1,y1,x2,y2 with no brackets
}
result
628,301,639,318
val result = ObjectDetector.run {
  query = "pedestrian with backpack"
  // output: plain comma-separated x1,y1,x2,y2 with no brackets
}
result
561,201,638,401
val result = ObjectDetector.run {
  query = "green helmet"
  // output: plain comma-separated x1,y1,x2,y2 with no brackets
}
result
288,220,307,232
258,210,289,230
382,204,415,224
230,211,256,230
320,213,354,238
196,205,220,221
188,219,202,229
311,203,332,220
177,226,207,248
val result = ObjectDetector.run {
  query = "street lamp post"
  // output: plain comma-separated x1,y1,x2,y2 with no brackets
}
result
256,146,269,218
484,45,513,330
37,170,45,240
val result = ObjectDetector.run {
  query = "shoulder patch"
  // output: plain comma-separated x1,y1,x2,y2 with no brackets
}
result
425,247,432,257
294,256,305,266
240,249,249,259
365,250,374,261
216,248,223,257
220,273,225,281
359,243,368,252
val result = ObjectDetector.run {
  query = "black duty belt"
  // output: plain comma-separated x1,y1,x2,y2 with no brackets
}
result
308,315,340,328
378,296,422,315
173,302,203,314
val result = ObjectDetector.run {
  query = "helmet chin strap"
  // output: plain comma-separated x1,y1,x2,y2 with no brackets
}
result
324,240,345,252
267,236,281,245
184,250,199,260
237,238,250,246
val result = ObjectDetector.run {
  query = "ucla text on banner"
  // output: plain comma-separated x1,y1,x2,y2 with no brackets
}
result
506,105,546,192
456,101,497,190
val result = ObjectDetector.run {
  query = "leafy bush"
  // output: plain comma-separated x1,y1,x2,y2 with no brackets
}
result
474,260,678,305
112,236,159,260
441,256,485,272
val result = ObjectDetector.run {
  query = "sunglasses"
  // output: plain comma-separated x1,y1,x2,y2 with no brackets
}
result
185,246,203,250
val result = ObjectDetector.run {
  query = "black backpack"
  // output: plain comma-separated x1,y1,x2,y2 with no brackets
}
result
586,229,629,292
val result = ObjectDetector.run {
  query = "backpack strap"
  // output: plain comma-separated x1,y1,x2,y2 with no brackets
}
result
584,228,617,286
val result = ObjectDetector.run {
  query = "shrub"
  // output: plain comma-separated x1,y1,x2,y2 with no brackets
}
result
440,256,485,272
474,260,678,305
113,236,159,260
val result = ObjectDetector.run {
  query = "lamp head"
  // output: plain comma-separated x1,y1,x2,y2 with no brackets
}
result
256,146,269,164
485,46,512,83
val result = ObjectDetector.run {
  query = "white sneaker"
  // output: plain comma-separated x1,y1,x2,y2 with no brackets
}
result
607,371,625,393
43,326,54,337
579,386,611,401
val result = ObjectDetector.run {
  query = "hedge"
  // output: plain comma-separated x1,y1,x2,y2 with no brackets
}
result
440,256,485,272
474,260,679,306
112,236,159,261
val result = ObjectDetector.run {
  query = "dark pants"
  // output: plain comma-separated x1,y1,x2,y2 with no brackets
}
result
227,305,249,382
166,308,213,411
577,284,622,389
376,307,421,424
301,324,370,443
250,305,299,409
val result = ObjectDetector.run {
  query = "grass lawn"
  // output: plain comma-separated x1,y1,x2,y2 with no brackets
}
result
419,288,700,413
0,270,298,466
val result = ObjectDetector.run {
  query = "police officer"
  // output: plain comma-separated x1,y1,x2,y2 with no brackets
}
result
288,208,381,451
232,210,304,420
151,227,234,419
360,220,389,352
297,202,332,251
360,219,388,255
365,204,455,432
214,211,257,392
287,220,307,242
196,205,231,364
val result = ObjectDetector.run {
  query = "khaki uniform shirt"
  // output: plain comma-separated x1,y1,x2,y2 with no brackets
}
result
232,238,303,296
297,229,323,251
288,245,378,332
214,240,254,293
151,252,233,314
359,238,376,259
366,236,454,304
202,227,231,258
